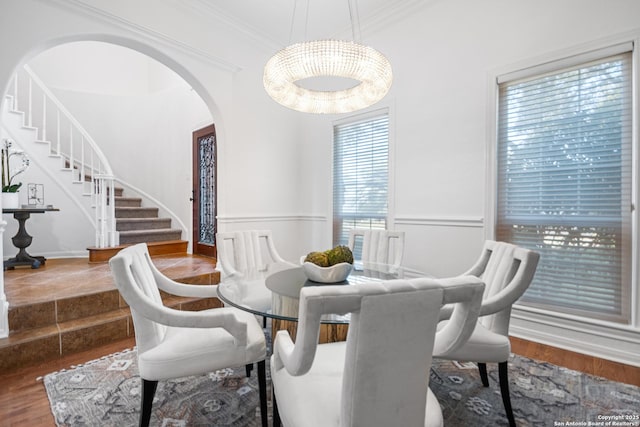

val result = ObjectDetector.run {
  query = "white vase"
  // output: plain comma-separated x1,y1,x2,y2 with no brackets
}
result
2,192,20,209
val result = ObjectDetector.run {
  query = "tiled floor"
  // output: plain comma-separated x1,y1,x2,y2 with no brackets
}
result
1,253,220,374
3,254,219,307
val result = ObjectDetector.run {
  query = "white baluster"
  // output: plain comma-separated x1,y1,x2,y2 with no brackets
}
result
41,95,47,141
56,111,61,155
13,73,18,110
90,152,95,198
69,128,74,174
80,135,85,184
108,177,116,246
27,76,32,127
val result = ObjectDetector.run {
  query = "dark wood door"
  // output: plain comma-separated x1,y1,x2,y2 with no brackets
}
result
192,124,217,257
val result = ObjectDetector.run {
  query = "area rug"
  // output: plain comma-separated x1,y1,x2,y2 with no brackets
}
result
42,348,266,427
43,348,640,427
430,358,640,426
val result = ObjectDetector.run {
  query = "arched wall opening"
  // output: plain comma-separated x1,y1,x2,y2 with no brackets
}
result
0,32,230,338
1,34,222,256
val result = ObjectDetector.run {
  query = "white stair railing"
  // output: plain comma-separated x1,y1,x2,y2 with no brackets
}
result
9,65,117,247
95,174,117,248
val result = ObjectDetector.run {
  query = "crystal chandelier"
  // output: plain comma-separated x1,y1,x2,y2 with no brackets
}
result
263,2,393,114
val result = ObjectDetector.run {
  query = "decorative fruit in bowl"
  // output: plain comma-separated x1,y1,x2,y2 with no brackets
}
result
301,245,354,283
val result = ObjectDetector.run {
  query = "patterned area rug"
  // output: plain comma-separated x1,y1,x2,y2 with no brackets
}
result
42,348,265,427
430,358,640,426
43,348,640,426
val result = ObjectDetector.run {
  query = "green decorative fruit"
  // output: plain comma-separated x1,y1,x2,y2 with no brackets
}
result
304,251,330,267
325,245,354,266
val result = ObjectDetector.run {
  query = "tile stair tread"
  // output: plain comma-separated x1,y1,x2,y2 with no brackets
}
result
2,295,219,349
116,218,170,223
118,228,181,236
115,207,158,211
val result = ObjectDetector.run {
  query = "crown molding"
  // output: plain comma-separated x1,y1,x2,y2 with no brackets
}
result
177,0,283,51
345,0,441,41
177,0,439,50
36,0,242,72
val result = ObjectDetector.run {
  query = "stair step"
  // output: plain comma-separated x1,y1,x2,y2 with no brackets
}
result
1,255,220,373
119,229,182,245
115,197,142,208
116,217,172,231
87,240,189,263
7,288,122,333
115,206,158,218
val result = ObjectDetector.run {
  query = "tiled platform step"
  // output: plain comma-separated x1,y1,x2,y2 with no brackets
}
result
87,239,188,263
0,257,220,374
119,228,183,244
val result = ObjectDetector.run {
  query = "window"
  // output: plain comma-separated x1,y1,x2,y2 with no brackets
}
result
332,113,389,257
496,44,633,323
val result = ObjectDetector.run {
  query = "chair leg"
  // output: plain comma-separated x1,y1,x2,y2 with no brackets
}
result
273,384,281,427
246,363,253,377
498,361,516,427
140,379,158,427
477,362,489,387
257,360,268,427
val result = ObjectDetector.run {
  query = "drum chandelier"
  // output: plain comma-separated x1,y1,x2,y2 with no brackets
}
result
263,1,393,114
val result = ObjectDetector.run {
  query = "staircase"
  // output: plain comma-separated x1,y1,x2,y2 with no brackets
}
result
2,65,188,258
86,185,187,262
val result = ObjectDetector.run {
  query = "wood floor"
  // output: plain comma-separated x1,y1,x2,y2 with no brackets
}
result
1,336,638,427
0,257,638,426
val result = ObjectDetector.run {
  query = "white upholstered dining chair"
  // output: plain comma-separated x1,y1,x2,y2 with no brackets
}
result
216,229,289,276
271,275,485,427
109,243,268,427
347,228,405,271
434,240,540,427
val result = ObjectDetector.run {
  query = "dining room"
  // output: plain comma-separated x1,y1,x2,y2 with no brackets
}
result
1,0,640,425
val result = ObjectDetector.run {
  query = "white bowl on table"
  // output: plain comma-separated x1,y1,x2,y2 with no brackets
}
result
301,261,353,283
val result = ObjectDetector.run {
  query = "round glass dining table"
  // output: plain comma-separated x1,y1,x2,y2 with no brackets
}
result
217,262,416,342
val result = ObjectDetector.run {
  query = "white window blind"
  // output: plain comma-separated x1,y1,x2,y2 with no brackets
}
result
497,49,632,323
333,114,389,253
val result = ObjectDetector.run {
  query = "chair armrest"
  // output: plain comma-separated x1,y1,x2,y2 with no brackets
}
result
153,272,220,298
433,275,485,357
273,286,363,376
134,293,249,346
438,304,454,321
272,330,296,372
146,257,219,298
478,250,539,317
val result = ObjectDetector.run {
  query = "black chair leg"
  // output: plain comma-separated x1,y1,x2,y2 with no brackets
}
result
246,363,254,377
478,362,489,387
273,385,281,427
257,360,268,427
140,379,158,427
498,361,516,427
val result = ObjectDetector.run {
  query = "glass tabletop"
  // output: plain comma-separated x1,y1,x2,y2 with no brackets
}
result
217,262,414,324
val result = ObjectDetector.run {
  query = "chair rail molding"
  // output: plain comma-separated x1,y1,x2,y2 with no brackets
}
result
394,215,484,228
217,214,326,224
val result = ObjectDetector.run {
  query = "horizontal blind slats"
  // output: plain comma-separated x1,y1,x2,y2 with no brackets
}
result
496,50,632,323
333,114,389,250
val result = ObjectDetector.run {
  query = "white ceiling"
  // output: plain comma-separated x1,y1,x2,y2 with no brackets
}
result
185,0,433,48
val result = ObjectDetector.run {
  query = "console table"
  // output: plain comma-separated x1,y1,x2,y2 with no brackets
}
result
2,206,59,270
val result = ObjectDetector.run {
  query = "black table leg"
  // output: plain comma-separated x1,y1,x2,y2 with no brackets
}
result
4,211,46,270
